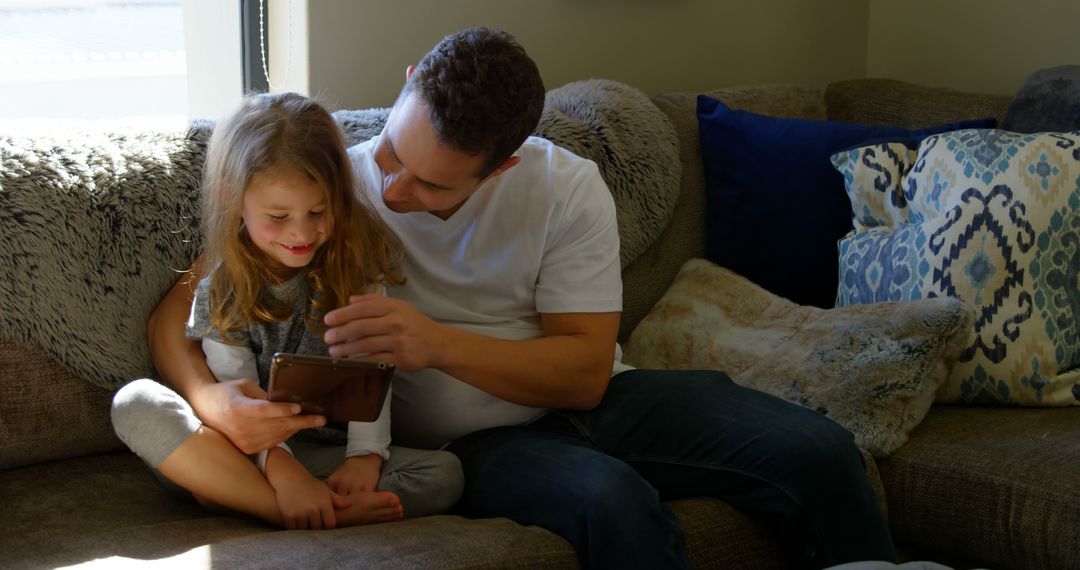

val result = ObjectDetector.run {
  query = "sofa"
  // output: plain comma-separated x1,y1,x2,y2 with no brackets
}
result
2,78,1077,570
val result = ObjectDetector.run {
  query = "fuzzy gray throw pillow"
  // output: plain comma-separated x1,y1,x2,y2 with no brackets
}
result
536,79,681,267
0,125,211,390
623,259,974,457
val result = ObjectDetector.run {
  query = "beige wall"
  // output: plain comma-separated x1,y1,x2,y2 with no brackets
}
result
183,0,243,119
285,0,869,109
867,0,1080,95
268,0,1080,109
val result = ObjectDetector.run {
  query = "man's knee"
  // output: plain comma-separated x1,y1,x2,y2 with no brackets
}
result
778,412,867,486
569,460,659,522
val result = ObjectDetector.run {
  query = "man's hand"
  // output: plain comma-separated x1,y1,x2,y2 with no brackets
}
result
323,294,450,371
326,453,383,497
188,379,326,455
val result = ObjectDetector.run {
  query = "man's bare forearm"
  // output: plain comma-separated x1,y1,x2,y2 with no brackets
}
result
437,321,616,410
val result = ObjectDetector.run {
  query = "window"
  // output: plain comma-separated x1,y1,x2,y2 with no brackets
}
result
0,0,188,131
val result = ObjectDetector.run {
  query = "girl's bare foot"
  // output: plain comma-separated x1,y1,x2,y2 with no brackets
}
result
335,490,404,525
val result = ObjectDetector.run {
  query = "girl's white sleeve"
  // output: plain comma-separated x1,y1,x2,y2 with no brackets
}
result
201,338,259,382
346,391,391,460
201,338,291,470
345,282,392,460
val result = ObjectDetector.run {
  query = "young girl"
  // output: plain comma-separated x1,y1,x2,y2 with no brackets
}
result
113,92,463,530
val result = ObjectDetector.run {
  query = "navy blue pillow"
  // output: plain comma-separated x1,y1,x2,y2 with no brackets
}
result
696,95,995,308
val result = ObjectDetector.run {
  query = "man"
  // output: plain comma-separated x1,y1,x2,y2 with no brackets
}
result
131,27,895,569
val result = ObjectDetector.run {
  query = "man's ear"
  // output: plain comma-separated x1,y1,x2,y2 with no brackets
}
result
405,65,415,81
483,156,521,182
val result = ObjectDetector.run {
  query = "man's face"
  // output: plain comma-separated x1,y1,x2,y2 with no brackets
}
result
374,93,489,220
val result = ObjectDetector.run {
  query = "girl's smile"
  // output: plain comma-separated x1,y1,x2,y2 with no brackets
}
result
279,241,318,255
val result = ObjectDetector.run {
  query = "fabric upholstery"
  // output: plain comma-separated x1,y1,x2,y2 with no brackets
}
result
623,259,973,457
696,95,994,308
0,338,123,469
0,452,578,569
0,451,807,569
879,405,1080,570
825,78,1012,129
833,131,1080,406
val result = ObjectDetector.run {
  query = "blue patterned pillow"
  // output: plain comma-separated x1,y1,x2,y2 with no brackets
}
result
832,130,1080,406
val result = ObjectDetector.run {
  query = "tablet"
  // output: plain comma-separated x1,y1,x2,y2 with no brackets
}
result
267,352,394,423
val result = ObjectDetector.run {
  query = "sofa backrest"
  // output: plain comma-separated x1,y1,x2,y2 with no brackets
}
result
620,86,827,341
0,78,1017,471
825,78,1012,128
619,79,1014,343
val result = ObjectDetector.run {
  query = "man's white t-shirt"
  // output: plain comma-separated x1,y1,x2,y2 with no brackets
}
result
349,135,632,449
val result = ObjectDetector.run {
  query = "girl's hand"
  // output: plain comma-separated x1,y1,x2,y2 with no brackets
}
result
265,448,350,529
190,379,326,455
326,453,383,496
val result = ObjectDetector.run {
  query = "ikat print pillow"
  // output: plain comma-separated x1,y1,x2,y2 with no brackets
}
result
831,129,1080,406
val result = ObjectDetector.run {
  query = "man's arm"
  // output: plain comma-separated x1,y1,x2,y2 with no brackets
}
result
148,261,325,454
323,295,618,410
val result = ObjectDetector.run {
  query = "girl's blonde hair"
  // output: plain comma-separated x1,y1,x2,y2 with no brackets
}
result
200,92,402,340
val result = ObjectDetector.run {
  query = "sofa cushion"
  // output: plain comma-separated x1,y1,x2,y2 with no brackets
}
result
0,338,123,469
0,451,798,569
0,452,579,569
622,258,972,457
696,95,994,309
832,131,1080,406
878,405,1080,570
1001,65,1080,133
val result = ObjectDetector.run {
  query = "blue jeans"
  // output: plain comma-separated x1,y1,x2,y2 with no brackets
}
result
446,369,896,569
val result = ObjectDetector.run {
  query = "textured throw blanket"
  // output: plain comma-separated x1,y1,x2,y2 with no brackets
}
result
0,80,680,390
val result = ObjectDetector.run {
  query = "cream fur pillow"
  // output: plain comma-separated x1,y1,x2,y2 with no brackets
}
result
623,259,974,457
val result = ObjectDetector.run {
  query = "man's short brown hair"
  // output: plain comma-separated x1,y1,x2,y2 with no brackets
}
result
403,27,546,178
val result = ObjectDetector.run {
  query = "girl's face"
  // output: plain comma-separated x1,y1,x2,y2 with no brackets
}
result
241,168,330,277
